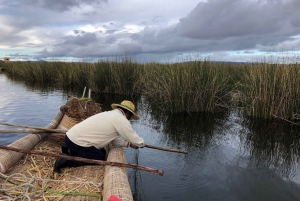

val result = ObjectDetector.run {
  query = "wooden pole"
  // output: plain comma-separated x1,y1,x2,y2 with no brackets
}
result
0,129,65,133
0,121,188,154
0,145,164,176
144,144,188,154
0,121,67,133
82,86,87,98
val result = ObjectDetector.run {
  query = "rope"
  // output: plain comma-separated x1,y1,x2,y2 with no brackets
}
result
0,172,102,201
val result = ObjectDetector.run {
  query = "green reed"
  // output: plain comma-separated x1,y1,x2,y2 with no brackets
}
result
90,58,142,95
139,61,230,113
238,62,300,120
5,61,51,82
5,59,142,95
5,61,89,86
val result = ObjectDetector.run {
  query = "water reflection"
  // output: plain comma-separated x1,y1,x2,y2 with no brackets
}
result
141,97,300,185
242,118,300,180
141,97,231,149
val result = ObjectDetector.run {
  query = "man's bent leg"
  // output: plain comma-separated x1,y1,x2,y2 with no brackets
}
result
64,135,106,167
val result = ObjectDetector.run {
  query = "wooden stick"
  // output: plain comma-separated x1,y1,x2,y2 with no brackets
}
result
0,145,164,176
144,144,188,154
0,129,65,133
0,121,188,154
82,86,87,98
0,121,67,133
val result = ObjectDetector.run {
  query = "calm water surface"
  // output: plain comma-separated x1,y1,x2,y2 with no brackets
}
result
1,73,300,201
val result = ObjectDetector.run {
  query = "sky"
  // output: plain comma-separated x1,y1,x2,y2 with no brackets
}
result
1,0,300,63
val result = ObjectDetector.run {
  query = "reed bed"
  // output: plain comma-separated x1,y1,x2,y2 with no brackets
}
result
4,59,300,120
4,61,92,86
139,61,231,113
239,62,300,120
4,59,142,95
90,59,143,94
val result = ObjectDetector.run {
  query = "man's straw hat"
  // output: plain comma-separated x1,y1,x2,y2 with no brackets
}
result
111,100,139,120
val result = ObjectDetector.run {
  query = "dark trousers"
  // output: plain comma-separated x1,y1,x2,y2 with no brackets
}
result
64,135,106,167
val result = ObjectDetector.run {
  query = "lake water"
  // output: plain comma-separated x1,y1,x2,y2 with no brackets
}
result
1,72,300,201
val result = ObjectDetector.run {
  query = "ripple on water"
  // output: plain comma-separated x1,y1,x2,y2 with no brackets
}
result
0,74,67,145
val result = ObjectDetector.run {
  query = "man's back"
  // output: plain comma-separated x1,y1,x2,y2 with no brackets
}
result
66,109,128,148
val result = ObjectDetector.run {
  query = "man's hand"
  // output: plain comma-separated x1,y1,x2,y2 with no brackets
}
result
130,143,138,149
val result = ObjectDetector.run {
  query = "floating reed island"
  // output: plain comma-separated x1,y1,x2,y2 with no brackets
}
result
3,59,300,121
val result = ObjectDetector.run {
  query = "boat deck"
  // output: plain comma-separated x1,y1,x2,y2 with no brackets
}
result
2,126,104,201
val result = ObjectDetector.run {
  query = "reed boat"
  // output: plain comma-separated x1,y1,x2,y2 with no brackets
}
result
0,97,134,201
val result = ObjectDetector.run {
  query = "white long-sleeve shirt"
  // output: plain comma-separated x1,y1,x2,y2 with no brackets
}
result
66,109,144,149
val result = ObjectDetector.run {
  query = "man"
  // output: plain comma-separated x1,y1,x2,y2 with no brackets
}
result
54,100,144,173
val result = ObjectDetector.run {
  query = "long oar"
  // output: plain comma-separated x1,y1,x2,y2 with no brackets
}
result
0,121,188,154
0,145,164,176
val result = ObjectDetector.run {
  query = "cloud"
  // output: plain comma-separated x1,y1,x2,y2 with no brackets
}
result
62,32,98,46
177,0,285,39
128,0,300,56
23,0,107,12
1,0,300,62
35,31,142,59
7,53,32,61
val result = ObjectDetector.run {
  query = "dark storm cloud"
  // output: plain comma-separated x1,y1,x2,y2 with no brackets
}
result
35,32,134,59
106,29,118,34
130,0,300,55
105,37,118,44
74,30,86,35
23,0,107,12
61,33,98,46
176,0,297,39
35,33,98,59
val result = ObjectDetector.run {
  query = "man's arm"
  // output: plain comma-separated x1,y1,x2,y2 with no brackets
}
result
111,138,141,149
117,124,145,148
